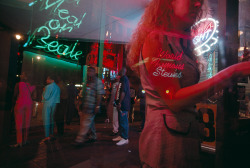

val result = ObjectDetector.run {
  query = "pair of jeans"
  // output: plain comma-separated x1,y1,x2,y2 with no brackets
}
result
42,103,57,137
75,112,96,142
118,110,129,139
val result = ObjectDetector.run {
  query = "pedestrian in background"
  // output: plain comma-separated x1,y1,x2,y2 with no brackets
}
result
112,67,131,146
41,75,60,143
107,75,120,136
73,67,105,145
11,72,36,147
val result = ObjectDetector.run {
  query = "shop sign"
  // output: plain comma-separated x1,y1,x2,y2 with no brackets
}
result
192,18,219,56
151,49,184,79
25,0,86,61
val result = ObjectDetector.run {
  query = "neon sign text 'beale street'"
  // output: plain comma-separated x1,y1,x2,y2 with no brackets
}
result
35,26,82,60
26,0,85,61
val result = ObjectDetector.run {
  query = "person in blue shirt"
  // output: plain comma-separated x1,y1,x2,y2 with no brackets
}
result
41,75,60,143
112,67,131,146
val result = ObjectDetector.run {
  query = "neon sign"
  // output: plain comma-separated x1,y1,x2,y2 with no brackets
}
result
153,67,182,78
34,26,82,60
151,49,184,78
25,0,86,61
29,0,80,12
192,18,219,56
152,49,185,69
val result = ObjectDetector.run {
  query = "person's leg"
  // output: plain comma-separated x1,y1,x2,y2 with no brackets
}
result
14,104,24,145
113,107,119,133
24,104,32,143
88,114,96,140
60,99,67,135
42,103,51,138
75,113,92,142
116,110,129,145
66,100,74,125
119,111,129,139
55,102,64,136
50,103,57,136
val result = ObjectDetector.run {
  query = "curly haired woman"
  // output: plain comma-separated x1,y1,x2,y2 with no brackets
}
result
127,0,250,167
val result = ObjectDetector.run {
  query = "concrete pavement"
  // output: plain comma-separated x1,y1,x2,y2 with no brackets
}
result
0,116,142,168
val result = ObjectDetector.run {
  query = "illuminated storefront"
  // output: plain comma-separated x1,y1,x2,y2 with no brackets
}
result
0,0,250,167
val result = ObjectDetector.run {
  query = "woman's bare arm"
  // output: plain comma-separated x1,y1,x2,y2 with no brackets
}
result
142,31,250,112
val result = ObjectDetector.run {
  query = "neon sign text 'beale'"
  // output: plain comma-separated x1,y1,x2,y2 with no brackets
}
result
35,26,82,60
26,0,85,61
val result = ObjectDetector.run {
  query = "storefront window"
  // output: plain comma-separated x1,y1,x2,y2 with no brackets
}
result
1,0,250,167
238,0,250,119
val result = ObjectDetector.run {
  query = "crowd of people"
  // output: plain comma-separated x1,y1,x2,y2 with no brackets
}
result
11,66,145,148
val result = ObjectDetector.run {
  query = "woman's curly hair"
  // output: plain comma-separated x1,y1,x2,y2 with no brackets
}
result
127,0,210,75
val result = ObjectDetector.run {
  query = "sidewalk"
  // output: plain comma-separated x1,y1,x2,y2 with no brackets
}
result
0,118,142,168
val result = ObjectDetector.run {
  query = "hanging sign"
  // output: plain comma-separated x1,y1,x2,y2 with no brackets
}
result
192,18,219,56
24,0,86,61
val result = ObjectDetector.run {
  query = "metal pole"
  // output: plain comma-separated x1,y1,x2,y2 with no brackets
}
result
97,0,106,79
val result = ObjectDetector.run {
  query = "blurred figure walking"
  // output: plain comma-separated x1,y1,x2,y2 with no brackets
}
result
73,67,105,145
11,72,36,147
41,75,60,143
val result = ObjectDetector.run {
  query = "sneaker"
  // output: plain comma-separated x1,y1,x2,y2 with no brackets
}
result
112,136,122,141
116,138,129,146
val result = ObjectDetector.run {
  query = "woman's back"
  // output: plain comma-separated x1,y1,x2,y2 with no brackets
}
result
16,82,35,105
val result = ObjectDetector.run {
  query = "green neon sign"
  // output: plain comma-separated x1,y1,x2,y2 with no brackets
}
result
44,0,80,13
48,9,86,33
35,26,82,60
25,0,86,61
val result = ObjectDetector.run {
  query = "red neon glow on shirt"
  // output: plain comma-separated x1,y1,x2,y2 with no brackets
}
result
152,48,185,70
153,67,182,78
158,48,183,61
